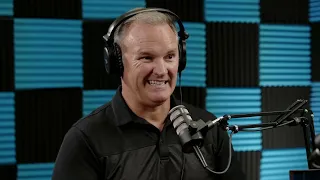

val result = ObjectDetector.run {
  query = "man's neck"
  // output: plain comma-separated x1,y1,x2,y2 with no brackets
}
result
136,102,170,131
121,89,171,131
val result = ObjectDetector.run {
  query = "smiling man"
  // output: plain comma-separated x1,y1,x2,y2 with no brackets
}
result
119,15,179,131
52,8,246,180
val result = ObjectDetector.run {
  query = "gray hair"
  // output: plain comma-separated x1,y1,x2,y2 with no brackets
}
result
113,8,179,47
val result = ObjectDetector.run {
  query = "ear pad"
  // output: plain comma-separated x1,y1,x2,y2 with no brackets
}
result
113,43,124,77
178,39,187,73
103,42,123,76
103,45,111,74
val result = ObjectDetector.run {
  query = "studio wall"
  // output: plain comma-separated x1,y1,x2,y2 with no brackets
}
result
0,0,319,179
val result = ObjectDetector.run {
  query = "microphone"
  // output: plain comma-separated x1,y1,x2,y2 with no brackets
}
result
168,104,234,174
309,134,320,168
168,105,226,153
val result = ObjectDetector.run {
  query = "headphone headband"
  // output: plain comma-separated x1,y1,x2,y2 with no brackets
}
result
102,8,189,76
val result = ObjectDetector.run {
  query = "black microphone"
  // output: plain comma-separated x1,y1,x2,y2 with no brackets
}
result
309,134,320,168
168,105,226,153
168,105,234,174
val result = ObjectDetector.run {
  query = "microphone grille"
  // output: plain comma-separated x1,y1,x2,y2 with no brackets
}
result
168,105,192,129
169,105,189,119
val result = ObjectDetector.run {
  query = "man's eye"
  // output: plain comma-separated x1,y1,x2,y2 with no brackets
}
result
140,56,152,60
167,54,175,59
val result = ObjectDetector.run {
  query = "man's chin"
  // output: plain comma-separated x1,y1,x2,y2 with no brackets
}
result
145,93,170,104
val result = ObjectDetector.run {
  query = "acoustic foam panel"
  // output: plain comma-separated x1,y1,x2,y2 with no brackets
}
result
0,92,15,165
82,90,116,116
82,0,145,19
14,18,83,89
259,24,311,86
309,0,320,22
234,151,261,180
0,18,14,91
0,164,16,180
261,87,311,149
311,23,320,81
82,20,121,90
204,0,260,23
146,0,204,22
260,148,308,180
180,22,206,87
173,87,206,109
15,88,82,163
206,88,262,151
14,18,83,90
14,0,82,19
17,163,54,180
311,82,320,134
206,22,259,87
0,0,13,16
260,0,309,24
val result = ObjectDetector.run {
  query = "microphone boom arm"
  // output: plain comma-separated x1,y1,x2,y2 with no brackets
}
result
168,99,318,174
193,99,317,170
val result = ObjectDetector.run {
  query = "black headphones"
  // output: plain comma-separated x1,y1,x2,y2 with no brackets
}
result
102,8,189,77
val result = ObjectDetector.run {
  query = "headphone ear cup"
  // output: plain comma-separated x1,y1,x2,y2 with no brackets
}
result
104,46,111,74
103,42,123,76
178,39,187,73
114,43,124,76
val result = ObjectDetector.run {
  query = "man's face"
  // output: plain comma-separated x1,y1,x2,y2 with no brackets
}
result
121,22,179,106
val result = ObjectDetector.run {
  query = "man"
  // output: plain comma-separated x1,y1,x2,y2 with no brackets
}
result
52,8,246,180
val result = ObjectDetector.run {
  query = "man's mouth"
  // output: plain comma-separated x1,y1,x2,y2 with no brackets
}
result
147,80,168,86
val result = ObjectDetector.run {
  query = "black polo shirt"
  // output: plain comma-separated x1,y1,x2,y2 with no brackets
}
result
52,86,246,180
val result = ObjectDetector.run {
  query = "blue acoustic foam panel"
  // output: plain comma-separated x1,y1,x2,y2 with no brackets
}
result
14,19,83,90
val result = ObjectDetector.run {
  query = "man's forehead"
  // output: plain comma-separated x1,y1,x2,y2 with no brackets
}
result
134,37,178,51
136,45,178,54
122,24,178,49
125,22,175,36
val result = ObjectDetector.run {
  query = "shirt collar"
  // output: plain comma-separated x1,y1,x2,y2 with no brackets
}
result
110,85,180,127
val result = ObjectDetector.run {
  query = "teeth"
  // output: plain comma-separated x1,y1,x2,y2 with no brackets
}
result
148,80,166,86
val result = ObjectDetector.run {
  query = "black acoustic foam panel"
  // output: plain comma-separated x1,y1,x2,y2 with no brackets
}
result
311,23,320,81
146,0,204,22
260,0,309,24
0,18,14,91
14,0,82,19
82,20,122,90
206,22,259,87
234,151,261,180
173,87,206,109
15,88,82,163
0,165,16,180
261,87,311,149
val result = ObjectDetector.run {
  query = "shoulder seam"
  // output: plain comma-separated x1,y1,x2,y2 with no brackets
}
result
73,102,112,127
84,102,112,120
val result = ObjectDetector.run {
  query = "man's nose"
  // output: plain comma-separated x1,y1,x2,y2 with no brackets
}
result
153,59,168,75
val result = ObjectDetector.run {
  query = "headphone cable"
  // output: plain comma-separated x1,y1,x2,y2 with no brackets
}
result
179,72,182,105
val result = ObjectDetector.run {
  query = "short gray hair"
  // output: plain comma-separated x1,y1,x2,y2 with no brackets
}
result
113,8,178,47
